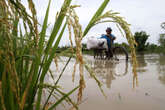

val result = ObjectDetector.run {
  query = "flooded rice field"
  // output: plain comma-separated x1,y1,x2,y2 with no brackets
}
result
47,54,165,110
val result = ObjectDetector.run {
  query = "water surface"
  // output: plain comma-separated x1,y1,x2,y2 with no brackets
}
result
48,54,165,110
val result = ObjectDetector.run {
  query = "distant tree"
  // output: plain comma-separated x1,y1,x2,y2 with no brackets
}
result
161,22,165,30
159,22,165,48
134,31,149,51
146,43,159,52
159,34,165,47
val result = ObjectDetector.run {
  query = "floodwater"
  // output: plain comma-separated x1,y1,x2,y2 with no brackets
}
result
47,54,165,110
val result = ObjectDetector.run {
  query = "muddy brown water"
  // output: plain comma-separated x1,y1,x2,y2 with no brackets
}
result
45,54,165,110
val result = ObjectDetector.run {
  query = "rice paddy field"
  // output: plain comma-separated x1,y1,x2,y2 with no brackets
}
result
45,54,165,110
0,0,164,110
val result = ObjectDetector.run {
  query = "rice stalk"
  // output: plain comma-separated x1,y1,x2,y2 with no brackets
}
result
64,0,112,101
68,99,86,110
0,0,81,110
0,1,25,108
42,57,72,110
54,54,59,71
54,88,78,110
39,83,60,90
116,23,125,38
0,80,6,110
66,7,85,102
36,0,72,108
47,90,66,110
20,63,34,110
48,69,55,83
28,0,39,46
72,60,78,82
84,63,106,98
94,20,116,25
48,86,79,110
44,0,72,55
67,17,74,53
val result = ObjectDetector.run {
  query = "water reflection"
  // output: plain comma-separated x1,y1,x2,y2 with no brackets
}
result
55,55,165,110
136,53,147,73
135,54,165,86
157,55,165,85
89,60,128,89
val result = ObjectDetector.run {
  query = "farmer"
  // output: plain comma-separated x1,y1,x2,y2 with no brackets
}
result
101,27,116,58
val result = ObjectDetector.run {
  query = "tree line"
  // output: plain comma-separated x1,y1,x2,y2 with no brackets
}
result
57,22,165,54
79,22,165,54
133,22,165,53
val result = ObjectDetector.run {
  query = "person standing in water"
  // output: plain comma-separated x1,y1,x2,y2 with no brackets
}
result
101,27,116,58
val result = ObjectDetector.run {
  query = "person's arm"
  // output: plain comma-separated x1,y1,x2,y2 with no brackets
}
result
106,34,112,40
106,34,115,41
112,36,116,40
111,34,116,41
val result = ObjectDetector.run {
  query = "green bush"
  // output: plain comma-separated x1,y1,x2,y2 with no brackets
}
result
134,31,149,51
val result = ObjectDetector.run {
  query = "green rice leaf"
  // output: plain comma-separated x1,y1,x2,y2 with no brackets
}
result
44,0,72,55
38,0,51,55
83,0,110,37
42,56,72,110
48,86,79,110
36,20,68,110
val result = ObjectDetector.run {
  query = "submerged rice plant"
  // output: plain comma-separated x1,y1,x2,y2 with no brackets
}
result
0,0,137,110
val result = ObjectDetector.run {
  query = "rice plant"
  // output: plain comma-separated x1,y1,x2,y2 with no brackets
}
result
0,0,137,110
0,0,79,110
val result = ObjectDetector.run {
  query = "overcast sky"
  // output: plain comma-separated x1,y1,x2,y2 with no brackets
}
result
23,0,165,46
